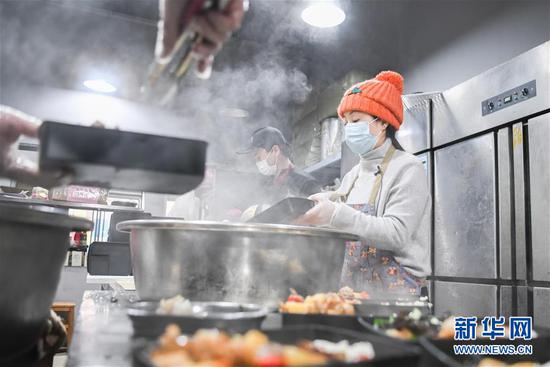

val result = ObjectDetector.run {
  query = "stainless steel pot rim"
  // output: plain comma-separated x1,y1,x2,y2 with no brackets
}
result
127,301,270,320
117,219,360,240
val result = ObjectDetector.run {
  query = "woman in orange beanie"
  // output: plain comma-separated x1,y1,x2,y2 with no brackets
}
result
297,71,431,296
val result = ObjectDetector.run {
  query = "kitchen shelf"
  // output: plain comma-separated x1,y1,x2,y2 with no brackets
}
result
303,153,341,185
0,197,143,212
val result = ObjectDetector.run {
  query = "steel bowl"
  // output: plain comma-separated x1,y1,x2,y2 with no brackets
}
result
0,202,92,359
117,220,359,306
127,301,269,337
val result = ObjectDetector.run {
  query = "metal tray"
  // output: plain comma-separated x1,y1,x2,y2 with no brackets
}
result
132,324,421,367
39,121,207,194
127,301,268,338
247,197,315,224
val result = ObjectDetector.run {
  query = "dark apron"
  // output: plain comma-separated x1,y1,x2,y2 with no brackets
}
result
339,146,425,296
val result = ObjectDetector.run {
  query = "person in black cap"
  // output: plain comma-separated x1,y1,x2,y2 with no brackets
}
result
239,127,321,204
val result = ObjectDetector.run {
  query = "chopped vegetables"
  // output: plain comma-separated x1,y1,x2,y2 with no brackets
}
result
371,310,453,341
382,313,523,341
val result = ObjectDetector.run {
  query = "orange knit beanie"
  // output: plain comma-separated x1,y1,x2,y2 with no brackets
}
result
337,70,404,130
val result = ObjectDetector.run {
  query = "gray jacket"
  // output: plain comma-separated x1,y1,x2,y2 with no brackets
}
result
325,139,431,278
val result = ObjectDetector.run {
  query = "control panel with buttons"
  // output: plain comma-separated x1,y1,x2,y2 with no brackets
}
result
481,80,537,116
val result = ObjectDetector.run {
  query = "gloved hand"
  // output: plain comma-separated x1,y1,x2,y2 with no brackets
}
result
308,192,335,203
294,194,337,226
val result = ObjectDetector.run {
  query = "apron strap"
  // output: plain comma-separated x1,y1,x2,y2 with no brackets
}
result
367,145,396,208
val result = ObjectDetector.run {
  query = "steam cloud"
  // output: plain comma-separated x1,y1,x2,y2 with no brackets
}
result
169,0,315,167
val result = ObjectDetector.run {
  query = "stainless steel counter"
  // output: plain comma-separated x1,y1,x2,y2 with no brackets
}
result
67,290,136,367
67,290,281,367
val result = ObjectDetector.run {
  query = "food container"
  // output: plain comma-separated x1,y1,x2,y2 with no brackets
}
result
117,220,359,306
282,312,364,332
354,298,432,319
354,299,438,349
132,325,421,367
40,121,208,195
282,297,432,335
0,203,92,359
247,197,315,224
127,301,269,338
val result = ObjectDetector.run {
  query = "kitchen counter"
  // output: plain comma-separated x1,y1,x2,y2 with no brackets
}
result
67,290,137,367
0,197,143,212
67,289,281,366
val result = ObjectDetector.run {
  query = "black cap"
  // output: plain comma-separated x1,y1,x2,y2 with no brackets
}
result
237,127,290,155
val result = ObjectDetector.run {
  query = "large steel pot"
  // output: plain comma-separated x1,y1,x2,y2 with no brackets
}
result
0,203,92,359
117,220,359,306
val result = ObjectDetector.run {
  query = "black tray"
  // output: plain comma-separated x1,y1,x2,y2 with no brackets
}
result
418,333,550,367
282,312,364,332
282,298,432,335
133,324,421,367
39,121,207,194
353,299,433,345
355,316,419,345
248,197,315,224
127,301,268,338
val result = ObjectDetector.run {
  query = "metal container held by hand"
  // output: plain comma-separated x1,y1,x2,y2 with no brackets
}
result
0,203,92,359
117,220,359,306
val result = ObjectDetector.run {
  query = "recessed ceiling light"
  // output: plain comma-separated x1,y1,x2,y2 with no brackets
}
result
301,3,346,28
83,79,117,93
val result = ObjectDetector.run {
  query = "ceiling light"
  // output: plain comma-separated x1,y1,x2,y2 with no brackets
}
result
220,107,249,118
83,79,117,93
301,3,346,28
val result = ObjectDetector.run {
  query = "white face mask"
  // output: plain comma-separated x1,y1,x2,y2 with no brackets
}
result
256,150,277,176
344,117,382,156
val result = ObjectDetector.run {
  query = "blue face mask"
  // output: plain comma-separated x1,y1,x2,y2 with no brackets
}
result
344,118,380,156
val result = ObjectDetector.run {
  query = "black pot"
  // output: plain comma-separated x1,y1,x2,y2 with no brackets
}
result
0,203,92,359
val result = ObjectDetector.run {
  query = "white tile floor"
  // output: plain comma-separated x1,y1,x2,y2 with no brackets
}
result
53,353,67,367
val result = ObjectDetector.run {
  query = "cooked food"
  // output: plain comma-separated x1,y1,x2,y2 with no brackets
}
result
156,295,193,316
373,309,454,341
300,339,375,363
150,325,375,367
279,287,369,316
